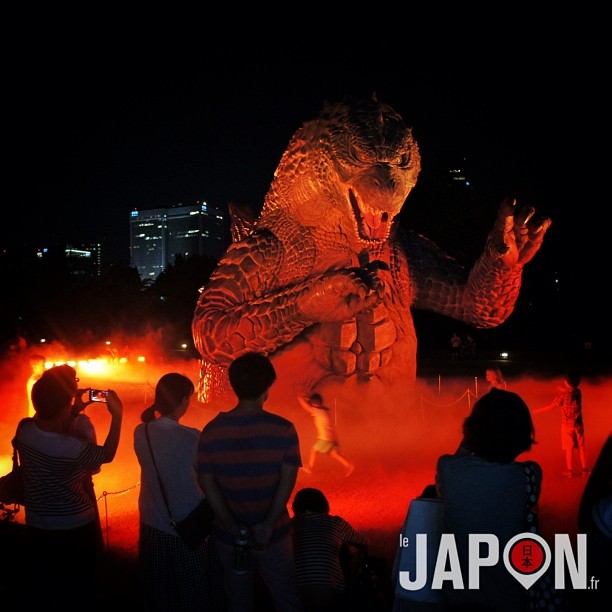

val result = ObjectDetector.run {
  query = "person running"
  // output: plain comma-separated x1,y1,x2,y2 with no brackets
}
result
298,393,354,477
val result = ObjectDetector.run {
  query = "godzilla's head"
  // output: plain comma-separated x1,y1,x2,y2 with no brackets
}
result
263,97,421,247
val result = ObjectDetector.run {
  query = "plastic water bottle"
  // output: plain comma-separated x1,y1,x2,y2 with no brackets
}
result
234,529,249,574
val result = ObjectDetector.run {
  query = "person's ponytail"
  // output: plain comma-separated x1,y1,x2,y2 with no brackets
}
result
140,405,157,423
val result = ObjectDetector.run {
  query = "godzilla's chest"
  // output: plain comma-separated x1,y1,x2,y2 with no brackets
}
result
308,302,402,378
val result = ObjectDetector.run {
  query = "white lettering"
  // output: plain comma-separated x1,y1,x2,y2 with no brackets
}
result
432,534,464,589
398,533,428,590
396,532,588,594
468,534,498,589
554,534,587,589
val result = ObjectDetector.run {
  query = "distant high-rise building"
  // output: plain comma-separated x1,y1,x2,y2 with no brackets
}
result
28,243,103,276
129,201,229,281
64,244,103,277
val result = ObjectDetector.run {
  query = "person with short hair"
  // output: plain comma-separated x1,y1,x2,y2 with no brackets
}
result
14,364,123,611
197,352,304,612
291,487,367,611
435,389,542,612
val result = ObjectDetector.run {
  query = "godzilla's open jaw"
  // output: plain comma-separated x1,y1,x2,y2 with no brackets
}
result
348,188,390,242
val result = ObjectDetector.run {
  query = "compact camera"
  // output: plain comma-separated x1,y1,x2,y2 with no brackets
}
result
89,389,109,403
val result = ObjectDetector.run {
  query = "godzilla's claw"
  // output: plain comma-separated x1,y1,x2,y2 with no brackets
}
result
488,197,552,267
352,260,388,294
499,196,517,217
519,214,552,263
529,215,552,235
515,206,536,226
369,260,390,271
298,269,382,322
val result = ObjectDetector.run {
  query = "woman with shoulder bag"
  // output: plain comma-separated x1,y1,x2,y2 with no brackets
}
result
435,389,546,612
133,373,225,611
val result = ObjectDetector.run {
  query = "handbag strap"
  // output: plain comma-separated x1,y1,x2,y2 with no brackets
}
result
144,423,176,526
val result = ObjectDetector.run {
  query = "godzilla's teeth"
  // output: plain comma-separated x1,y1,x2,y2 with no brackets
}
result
348,187,389,244
356,197,384,228
360,202,379,216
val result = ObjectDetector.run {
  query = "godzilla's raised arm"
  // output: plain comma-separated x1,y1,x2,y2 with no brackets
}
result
462,198,551,326
409,198,551,327
192,231,380,367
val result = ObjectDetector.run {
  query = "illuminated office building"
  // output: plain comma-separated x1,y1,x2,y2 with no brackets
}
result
129,202,229,282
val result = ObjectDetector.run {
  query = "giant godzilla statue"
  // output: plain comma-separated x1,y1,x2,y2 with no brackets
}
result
192,97,551,410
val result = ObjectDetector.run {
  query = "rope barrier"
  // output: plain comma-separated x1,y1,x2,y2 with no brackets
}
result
96,482,140,502
419,388,471,409
97,482,141,548
418,388,479,420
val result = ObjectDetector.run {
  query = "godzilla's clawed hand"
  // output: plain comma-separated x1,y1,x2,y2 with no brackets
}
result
489,197,552,267
298,268,382,321
352,260,389,297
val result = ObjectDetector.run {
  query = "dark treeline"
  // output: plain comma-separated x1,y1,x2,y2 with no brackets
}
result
0,252,218,359
0,242,602,374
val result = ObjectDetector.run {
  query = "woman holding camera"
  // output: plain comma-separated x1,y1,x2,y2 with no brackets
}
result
14,363,123,611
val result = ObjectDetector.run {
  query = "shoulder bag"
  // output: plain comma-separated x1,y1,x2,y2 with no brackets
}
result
144,423,214,550
0,418,34,507
391,495,444,603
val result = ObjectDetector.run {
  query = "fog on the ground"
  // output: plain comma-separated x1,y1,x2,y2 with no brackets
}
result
1,340,610,568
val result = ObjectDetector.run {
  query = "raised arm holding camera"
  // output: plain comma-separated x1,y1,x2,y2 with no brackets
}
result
13,364,123,611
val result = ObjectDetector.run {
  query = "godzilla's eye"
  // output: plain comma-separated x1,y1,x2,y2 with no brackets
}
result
396,151,412,169
346,141,367,165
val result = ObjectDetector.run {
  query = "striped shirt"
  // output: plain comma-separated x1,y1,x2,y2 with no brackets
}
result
197,409,301,543
15,419,109,529
292,512,367,592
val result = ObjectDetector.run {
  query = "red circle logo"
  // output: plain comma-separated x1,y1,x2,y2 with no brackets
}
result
508,537,546,575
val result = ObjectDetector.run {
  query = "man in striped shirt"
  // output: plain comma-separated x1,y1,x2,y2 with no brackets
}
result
197,352,304,611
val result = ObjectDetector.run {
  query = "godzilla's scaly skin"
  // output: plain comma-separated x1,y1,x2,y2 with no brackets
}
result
192,99,551,403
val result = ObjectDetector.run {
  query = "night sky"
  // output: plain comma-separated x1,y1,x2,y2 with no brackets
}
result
4,40,606,354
